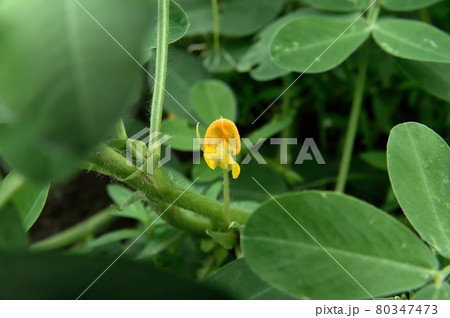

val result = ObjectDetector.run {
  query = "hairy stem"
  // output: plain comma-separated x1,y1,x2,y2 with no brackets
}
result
87,145,250,230
223,170,230,224
335,40,371,193
149,0,170,157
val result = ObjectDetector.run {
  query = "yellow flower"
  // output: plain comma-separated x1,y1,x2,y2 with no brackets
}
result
197,118,241,179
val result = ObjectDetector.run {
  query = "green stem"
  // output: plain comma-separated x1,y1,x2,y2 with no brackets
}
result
211,0,221,68
335,40,371,193
31,207,116,252
223,170,230,224
149,0,170,158
0,171,26,211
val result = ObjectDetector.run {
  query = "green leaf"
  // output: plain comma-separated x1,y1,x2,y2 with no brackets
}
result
302,0,372,12
0,205,29,251
271,15,370,73
146,0,189,49
247,117,292,144
382,0,442,11
387,122,450,258
191,80,237,124
373,18,450,63
205,181,223,199
237,9,321,81
359,151,387,172
0,252,226,299
182,0,286,37
206,258,295,299
242,191,438,299
12,181,50,231
84,228,142,249
395,59,450,102
161,118,197,151
0,0,154,182
192,160,223,183
412,283,450,300
107,185,150,224
206,230,237,249
150,48,211,121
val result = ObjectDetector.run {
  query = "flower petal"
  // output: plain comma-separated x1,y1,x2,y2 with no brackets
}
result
231,162,240,179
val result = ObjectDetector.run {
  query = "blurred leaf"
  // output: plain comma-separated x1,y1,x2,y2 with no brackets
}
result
383,0,442,11
192,160,223,183
204,181,223,199
0,252,226,299
150,48,211,121
84,228,141,249
412,283,450,300
387,122,450,258
181,0,286,37
12,182,50,231
203,42,251,73
146,0,189,49
247,117,292,144
303,0,372,12
230,161,286,202
0,0,154,182
206,258,295,299
206,230,237,249
242,191,438,299
191,80,237,124
238,8,321,81
107,185,150,224
271,15,370,73
395,59,450,102
359,151,387,172
161,118,197,151
373,18,450,63
0,205,29,251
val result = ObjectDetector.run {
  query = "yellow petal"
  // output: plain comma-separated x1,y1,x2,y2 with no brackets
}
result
196,123,204,151
204,156,218,170
231,162,240,179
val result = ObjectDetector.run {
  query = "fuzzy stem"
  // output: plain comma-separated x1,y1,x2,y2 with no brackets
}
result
149,0,170,157
335,40,371,193
223,170,230,224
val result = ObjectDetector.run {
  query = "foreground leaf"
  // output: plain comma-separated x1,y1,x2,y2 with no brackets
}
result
206,258,295,300
0,252,226,299
242,191,438,299
373,18,450,63
0,0,153,182
387,122,450,258
271,15,370,73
